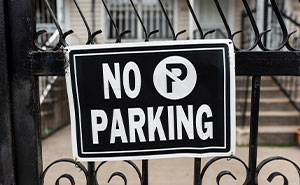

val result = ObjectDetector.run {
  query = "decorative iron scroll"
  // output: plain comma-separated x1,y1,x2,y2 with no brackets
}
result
41,158,88,185
199,156,250,185
34,0,299,51
41,159,144,185
95,160,143,185
41,155,300,185
256,156,300,185
38,0,300,184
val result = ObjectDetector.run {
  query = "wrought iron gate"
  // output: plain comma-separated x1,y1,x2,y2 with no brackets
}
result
1,0,300,185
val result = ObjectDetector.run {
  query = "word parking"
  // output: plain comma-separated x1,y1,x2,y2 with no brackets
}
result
66,40,235,161
91,104,214,144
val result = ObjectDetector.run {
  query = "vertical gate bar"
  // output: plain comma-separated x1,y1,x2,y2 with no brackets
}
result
247,76,261,185
0,0,15,184
241,76,250,126
6,0,43,185
193,158,201,185
142,160,148,185
87,162,96,185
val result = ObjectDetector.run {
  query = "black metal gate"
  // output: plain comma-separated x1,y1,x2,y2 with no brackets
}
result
1,0,300,185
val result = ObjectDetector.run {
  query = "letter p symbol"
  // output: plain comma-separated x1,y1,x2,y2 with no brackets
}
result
153,56,197,100
166,64,188,93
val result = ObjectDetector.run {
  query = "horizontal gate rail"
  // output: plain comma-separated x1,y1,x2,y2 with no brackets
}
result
30,51,300,76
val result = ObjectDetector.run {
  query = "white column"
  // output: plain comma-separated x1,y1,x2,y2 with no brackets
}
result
56,0,64,27
256,0,265,31
137,0,143,40
255,0,265,50
188,0,194,40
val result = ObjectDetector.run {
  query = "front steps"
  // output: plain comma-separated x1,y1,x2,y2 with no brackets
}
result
236,76,300,145
237,125,298,145
236,111,299,126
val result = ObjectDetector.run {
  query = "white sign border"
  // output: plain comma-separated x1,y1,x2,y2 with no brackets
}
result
65,39,236,161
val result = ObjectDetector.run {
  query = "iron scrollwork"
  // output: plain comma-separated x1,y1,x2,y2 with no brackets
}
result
199,156,250,185
95,160,143,185
41,158,88,185
34,0,74,51
34,0,300,51
255,156,300,185
42,159,144,185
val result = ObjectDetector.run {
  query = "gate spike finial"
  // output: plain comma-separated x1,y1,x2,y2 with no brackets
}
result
129,0,159,41
35,0,74,50
42,0,64,41
72,0,102,44
157,0,186,40
213,0,232,39
232,0,261,51
257,0,289,51
185,0,215,39
101,0,131,43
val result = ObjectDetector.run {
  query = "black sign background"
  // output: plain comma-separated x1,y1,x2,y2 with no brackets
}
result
66,41,235,161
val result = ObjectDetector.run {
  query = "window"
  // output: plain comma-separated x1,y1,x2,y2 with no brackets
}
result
104,0,176,41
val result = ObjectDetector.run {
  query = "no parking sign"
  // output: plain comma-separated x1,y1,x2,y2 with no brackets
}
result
65,40,236,161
